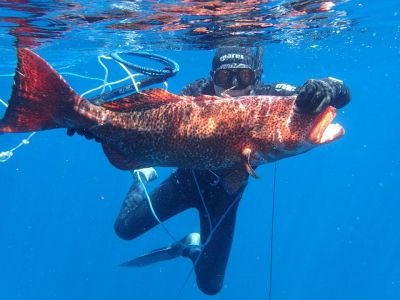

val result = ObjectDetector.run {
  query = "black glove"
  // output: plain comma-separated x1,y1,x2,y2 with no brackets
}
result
295,78,351,114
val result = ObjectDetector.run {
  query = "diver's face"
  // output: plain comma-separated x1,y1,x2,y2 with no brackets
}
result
212,67,255,97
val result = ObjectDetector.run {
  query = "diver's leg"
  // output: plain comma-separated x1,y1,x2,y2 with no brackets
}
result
114,168,157,240
191,168,249,295
116,167,247,292
114,168,196,240
193,197,240,295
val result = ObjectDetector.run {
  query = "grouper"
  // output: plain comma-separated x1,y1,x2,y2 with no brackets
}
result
0,48,345,177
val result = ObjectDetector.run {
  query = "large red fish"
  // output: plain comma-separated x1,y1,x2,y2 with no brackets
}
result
0,49,345,177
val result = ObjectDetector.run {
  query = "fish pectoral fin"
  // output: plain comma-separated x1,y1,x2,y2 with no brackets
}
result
242,148,260,179
102,142,142,170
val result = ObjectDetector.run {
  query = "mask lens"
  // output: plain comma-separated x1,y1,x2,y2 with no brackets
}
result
213,68,255,89
238,69,255,86
213,69,231,87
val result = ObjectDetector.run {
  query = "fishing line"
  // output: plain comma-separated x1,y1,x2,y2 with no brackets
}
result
0,97,8,108
177,163,278,298
135,170,178,243
59,72,112,86
88,52,179,104
0,64,120,162
80,54,144,99
191,170,213,233
0,68,111,162
268,162,278,300
114,60,140,93
80,73,141,99
207,169,221,186
1,51,179,162
0,130,36,162
176,189,241,299
97,55,112,95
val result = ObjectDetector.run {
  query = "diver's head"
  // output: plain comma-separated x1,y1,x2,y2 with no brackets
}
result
211,47,262,97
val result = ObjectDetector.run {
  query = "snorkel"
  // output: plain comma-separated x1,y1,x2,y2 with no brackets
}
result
254,46,263,85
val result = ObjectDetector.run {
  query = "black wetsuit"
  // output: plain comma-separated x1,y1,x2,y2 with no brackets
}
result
114,77,351,295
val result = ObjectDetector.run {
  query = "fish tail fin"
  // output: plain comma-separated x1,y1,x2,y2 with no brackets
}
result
0,48,81,133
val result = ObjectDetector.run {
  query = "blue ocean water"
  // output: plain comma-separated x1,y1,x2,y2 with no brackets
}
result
0,1,399,299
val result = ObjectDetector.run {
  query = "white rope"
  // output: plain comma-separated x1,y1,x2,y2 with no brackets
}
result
135,170,178,243
97,55,112,94
60,72,112,88
80,74,140,98
0,56,114,161
115,60,140,93
0,52,146,162
0,97,9,108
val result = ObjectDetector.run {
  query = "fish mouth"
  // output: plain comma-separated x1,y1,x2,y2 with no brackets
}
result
308,106,345,144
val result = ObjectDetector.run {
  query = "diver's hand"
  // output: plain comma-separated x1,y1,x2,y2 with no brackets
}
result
66,128,102,143
295,79,332,114
295,78,351,114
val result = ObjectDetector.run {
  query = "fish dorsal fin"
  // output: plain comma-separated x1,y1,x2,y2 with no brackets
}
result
137,88,182,103
102,142,142,170
193,94,220,102
100,88,181,112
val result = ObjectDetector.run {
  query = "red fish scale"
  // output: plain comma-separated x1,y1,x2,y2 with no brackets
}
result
1,49,339,174
77,92,316,170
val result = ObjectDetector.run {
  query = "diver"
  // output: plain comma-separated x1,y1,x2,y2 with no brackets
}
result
112,47,351,295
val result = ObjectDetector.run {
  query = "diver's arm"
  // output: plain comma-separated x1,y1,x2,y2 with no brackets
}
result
179,78,215,96
254,77,351,114
252,82,299,96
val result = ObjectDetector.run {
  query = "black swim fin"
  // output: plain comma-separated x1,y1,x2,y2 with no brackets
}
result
119,244,181,267
119,233,201,267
